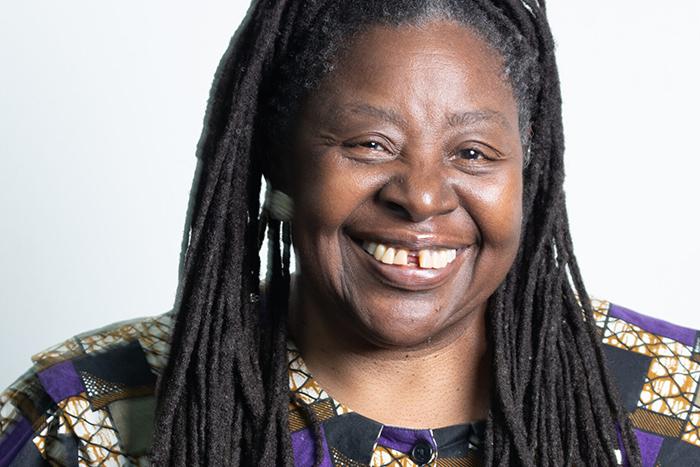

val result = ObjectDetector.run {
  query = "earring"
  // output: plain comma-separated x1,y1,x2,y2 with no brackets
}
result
524,144,532,167
264,186,294,222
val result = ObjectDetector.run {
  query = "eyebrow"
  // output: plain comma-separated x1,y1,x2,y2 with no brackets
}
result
332,103,408,127
445,109,511,130
332,103,511,130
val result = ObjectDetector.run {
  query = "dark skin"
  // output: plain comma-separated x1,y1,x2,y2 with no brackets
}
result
283,20,524,428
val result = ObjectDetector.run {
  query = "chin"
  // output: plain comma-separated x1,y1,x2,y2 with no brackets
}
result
348,297,468,349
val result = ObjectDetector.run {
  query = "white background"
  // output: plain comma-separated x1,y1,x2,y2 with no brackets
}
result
1,1,698,388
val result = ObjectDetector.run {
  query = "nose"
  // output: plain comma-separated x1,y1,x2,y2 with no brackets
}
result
377,161,459,222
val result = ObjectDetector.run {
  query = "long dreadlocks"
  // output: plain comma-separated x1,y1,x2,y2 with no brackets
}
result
151,1,642,465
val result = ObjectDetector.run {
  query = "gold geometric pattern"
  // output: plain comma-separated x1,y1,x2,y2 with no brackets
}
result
32,338,85,371
590,297,611,329
30,312,174,379
1,311,172,465
81,372,128,399
628,408,684,437
79,371,154,411
331,446,367,466
601,315,691,360
594,300,700,448
436,455,480,467
0,312,173,465
287,347,333,405
289,399,337,432
639,355,700,420
288,406,308,433
59,393,131,466
76,313,175,374
29,395,151,466
287,345,351,416
7,303,698,464
136,312,174,373
684,403,700,447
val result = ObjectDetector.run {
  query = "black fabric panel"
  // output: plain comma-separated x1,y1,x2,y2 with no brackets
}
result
602,344,652,412
433,423,471,458
51,434,79,467
7,437,53,467
657,437,700,466
73,340,155,388
322,413,382,464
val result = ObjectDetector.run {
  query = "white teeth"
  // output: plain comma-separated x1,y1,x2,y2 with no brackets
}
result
440,251,449,267
373,243,387,261
447,249,456,262
394,249,408,266
441,250,450,266
362,241,458,270
418,250,433,268
366,242,377,255
380,247,396,264
431,250,443,269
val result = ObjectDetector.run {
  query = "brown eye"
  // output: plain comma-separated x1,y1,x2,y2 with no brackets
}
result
459,148,486,160
347,141,387,152
341,137,396,163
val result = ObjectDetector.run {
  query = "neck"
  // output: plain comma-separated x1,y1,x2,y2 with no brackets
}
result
288,275,491,428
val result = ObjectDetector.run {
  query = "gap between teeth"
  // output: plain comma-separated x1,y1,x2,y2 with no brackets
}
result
362,241,457,269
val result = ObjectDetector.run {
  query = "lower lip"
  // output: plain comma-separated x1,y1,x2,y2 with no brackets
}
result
347,238,467,291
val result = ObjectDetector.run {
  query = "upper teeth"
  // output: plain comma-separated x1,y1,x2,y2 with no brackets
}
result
362,241,458,269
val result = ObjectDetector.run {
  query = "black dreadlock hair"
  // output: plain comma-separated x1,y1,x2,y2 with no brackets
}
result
151,0,643,465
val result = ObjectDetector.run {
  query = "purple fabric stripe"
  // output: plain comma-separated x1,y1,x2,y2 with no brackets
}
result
37,360,85,403
634,429,664,467
0,416,33,467
616,427,629,467
609,303,697,347
376,426,436,453
291,426,332,467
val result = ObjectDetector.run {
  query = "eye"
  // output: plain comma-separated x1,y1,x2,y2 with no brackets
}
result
341,137,395,162
450,142,504,172
345,140,387,152
451,142,502,167
458,148,486,161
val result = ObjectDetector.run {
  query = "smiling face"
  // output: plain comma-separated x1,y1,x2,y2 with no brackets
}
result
286,20,524,348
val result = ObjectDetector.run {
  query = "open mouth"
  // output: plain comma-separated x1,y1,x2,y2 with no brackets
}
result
346,234,468,291
359,240,459,270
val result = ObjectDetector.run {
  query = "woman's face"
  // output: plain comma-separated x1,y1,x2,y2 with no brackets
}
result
288,20,524,348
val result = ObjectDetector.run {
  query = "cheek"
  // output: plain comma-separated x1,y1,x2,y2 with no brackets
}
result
292,153,380,230
464,168,523,248
290,154,383,278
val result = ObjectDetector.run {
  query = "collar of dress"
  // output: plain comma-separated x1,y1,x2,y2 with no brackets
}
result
286,342,486,466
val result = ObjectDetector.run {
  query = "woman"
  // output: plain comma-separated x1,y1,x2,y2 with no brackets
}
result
1,0,698,466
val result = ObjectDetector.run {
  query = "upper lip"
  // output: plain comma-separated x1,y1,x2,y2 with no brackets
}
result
345,228,470,251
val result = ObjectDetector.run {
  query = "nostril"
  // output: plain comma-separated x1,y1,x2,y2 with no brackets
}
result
385,201,410,219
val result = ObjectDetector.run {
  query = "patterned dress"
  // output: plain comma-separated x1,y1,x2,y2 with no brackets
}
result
0,299,699,466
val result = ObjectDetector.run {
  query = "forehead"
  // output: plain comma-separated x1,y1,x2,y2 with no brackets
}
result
306,19,519,128
342,20,506,73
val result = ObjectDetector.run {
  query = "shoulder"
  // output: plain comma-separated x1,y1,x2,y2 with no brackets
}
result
592,298,700,466
0,311,175,466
